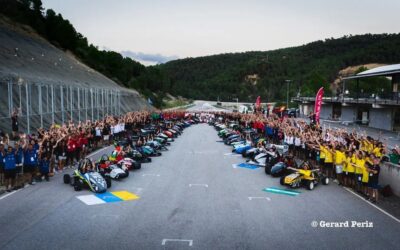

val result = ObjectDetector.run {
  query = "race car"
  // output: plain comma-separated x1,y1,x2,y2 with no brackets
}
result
232,141,252,154
265,155,296,176
63,158,111,193
97,154,129,179
280,167,329,190
108,150,142,170
118,158,142,170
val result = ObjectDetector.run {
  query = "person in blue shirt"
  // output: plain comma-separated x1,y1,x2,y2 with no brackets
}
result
14,142,24,188
0,144,5,186
4,146,17,192
39,155,50,182
24,143,38,185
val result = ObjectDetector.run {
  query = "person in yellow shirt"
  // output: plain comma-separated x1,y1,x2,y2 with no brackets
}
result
353,151,365,193
324,144,334,179
319,143,326,175
344,151,355,188
362,161,370,196
334,146,345,185
372,142,383,159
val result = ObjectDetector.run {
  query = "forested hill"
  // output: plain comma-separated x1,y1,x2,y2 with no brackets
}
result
158,34,400,102
2,0,400,106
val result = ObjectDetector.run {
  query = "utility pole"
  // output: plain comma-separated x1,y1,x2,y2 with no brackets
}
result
286,80,291,109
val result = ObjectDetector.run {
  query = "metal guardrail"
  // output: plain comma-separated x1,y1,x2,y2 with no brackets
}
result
0,81,123,134
293,95,400,105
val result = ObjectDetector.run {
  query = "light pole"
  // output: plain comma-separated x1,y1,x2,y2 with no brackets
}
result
233,98,239,111
286,80,291,109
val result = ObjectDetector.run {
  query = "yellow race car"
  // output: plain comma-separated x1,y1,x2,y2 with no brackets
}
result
280,167,329,190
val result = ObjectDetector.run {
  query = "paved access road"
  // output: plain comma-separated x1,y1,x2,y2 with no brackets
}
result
0,124,400,250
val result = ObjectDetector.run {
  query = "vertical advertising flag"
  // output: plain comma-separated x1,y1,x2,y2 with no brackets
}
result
255,96,261,109
314,87,324,124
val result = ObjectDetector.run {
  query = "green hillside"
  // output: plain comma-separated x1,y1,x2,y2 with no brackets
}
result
156,34,400,102
2,0,400,105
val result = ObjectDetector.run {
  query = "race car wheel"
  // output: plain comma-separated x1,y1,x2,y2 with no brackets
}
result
157,152,162,156
280,176,286,186
63,174,71,184
241,152,247,157
322,177,329,185
134,162,141,169
105,176,112,188
74,179,82,191
125,170,130,177
265,165,271,175
307,181,315,190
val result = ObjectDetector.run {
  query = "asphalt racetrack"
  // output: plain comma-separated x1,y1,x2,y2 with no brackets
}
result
1,124,399,250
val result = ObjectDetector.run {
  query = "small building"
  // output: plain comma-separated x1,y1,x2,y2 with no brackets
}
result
293,64,400,131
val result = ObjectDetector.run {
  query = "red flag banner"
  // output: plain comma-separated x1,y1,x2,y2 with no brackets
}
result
314,87,324,124
255,96,261,109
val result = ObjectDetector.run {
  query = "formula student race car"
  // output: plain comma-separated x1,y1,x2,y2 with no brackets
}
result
118,158,141,170
97,154,129,179
280,167,329,190
63,158,111,193
232,141,252,154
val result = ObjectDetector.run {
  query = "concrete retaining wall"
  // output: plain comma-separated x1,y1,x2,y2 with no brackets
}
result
381,162,400,197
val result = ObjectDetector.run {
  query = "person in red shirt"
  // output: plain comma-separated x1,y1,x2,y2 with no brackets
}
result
79,133,89,158
74,134,82,163
66,136,76,168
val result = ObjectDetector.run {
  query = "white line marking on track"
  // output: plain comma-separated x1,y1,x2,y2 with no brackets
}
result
344,187,400,224
189,184,208,188
162,239,193,246
248,196,271,201
224,152,235,156
142,174,160,177
224,152,242,156
0,189,21,201
87,146,113,158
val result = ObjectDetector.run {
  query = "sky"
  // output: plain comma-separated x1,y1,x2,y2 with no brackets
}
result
42,0,400,65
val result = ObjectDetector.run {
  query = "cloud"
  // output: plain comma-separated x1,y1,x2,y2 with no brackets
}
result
120,51,179,66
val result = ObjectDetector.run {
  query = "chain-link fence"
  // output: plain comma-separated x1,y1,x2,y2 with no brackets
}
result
0,80,146,134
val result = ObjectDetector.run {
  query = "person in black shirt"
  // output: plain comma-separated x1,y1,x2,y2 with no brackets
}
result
308,112,316,125
368,157,381,203
11,109,19,139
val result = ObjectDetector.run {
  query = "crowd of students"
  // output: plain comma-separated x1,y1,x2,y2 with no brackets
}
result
218,112,385,203
0,110,186,192
0,108,389,203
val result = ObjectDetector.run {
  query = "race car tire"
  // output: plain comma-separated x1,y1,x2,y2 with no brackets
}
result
125,170,130,177
307,181,315,190
265,165,272,175
280,176,286,186
242,152,247,157
322,177,329,185
74,179,82,191
157,152,162,156
134,162,141,170
105,176,112,188
63,174,71,184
